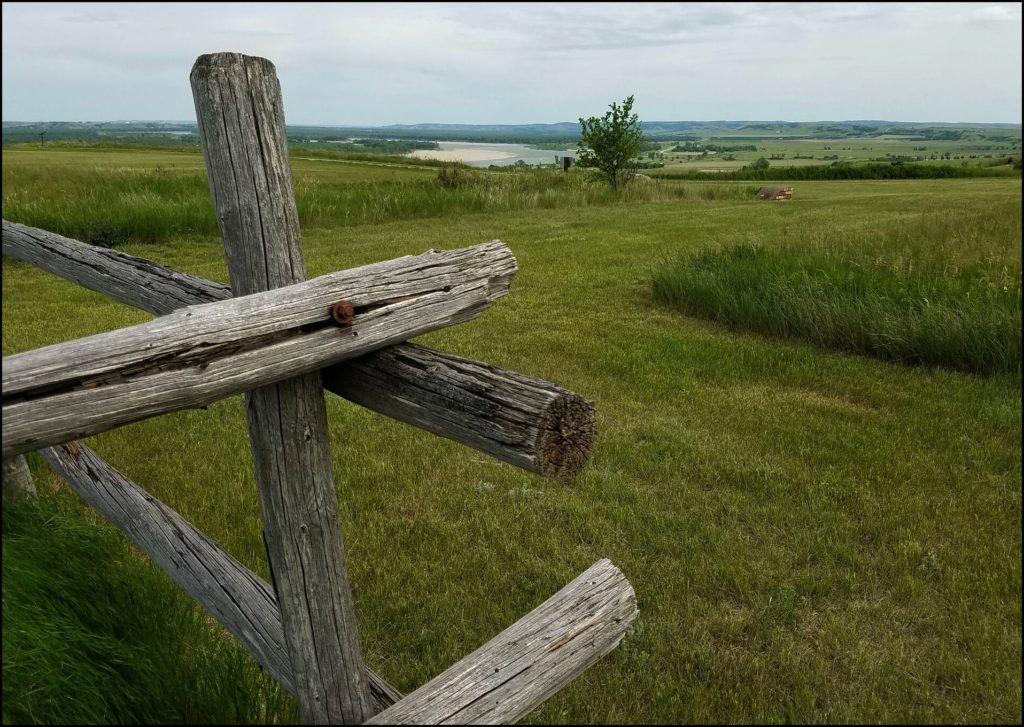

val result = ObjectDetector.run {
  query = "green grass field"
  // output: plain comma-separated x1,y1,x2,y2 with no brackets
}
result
2,146,1021,724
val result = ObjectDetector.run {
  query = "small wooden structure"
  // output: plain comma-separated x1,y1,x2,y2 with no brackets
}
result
2,454,35,499
757,186,793,201
1,53,636,724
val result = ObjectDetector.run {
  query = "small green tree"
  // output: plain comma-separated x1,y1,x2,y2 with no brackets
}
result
747,157,770,171
576,95,645,189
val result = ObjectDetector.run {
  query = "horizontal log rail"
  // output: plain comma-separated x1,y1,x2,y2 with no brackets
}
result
1,220,230,315
2,221,595,479
366,558,638,724
40,441,402,712
2,240,516,458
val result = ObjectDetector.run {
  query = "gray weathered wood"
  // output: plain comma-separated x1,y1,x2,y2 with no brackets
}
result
2,455,36,499
39,441,401,711
191,50,371,723
1,240,515,459
366,558,638,725
2,220,594,478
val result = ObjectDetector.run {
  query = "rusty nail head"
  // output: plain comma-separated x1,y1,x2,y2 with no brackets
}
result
331,300,355,326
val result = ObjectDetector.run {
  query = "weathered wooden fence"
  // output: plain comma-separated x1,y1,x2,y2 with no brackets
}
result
1,52,637,724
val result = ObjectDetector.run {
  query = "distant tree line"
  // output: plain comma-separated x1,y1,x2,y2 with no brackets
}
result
651,161,1021,181
336,129,581,145
2,131,201,147
288,138,439,154
3,131,439,158
669,142,758,153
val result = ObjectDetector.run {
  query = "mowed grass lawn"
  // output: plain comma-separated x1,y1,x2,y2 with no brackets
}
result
2,148,1021,724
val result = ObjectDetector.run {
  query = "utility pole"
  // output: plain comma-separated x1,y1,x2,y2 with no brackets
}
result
39,132,46,147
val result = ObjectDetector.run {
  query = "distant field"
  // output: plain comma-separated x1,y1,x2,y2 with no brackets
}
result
2,146,1021,725
653,134,1020,171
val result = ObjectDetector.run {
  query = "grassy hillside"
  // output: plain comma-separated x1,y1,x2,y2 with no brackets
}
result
1,146,752,246
2,146,1021,724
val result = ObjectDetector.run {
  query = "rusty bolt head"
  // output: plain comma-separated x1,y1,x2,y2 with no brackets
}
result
331,300,355,326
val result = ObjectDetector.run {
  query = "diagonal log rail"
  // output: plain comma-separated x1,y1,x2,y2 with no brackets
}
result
41,440,637,724
1,220,231,315
1,240,516,458
366,558,638,725
40,441,402,712
2,221,594,478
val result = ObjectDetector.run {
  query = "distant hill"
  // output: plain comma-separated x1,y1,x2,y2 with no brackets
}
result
3,119,1019,147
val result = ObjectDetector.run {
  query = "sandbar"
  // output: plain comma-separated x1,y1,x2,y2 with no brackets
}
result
409,148,518,163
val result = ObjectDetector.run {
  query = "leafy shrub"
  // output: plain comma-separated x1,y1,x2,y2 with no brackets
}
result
436,165,474,189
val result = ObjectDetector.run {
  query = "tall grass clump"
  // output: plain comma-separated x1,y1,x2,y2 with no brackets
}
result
2,164,218,246
652,203,1022,377
2,490,293,724
295,169,757,228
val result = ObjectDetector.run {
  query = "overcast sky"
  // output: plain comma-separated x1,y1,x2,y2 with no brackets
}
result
2,2,1021,125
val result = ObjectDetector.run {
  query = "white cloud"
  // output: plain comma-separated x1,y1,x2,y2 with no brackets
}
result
2,2,1020,124
967,3,1022,24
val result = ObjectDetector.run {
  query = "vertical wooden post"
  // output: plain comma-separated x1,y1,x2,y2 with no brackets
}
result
2,455,36,499
190,53,373,724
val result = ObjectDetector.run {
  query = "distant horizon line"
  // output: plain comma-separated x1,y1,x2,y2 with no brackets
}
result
3,119,1022,128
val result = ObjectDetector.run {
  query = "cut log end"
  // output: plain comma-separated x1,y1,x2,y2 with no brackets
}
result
536,393,596,480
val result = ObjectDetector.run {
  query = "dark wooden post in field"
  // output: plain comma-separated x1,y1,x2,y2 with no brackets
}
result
191,52,372,724
2,455,36,499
